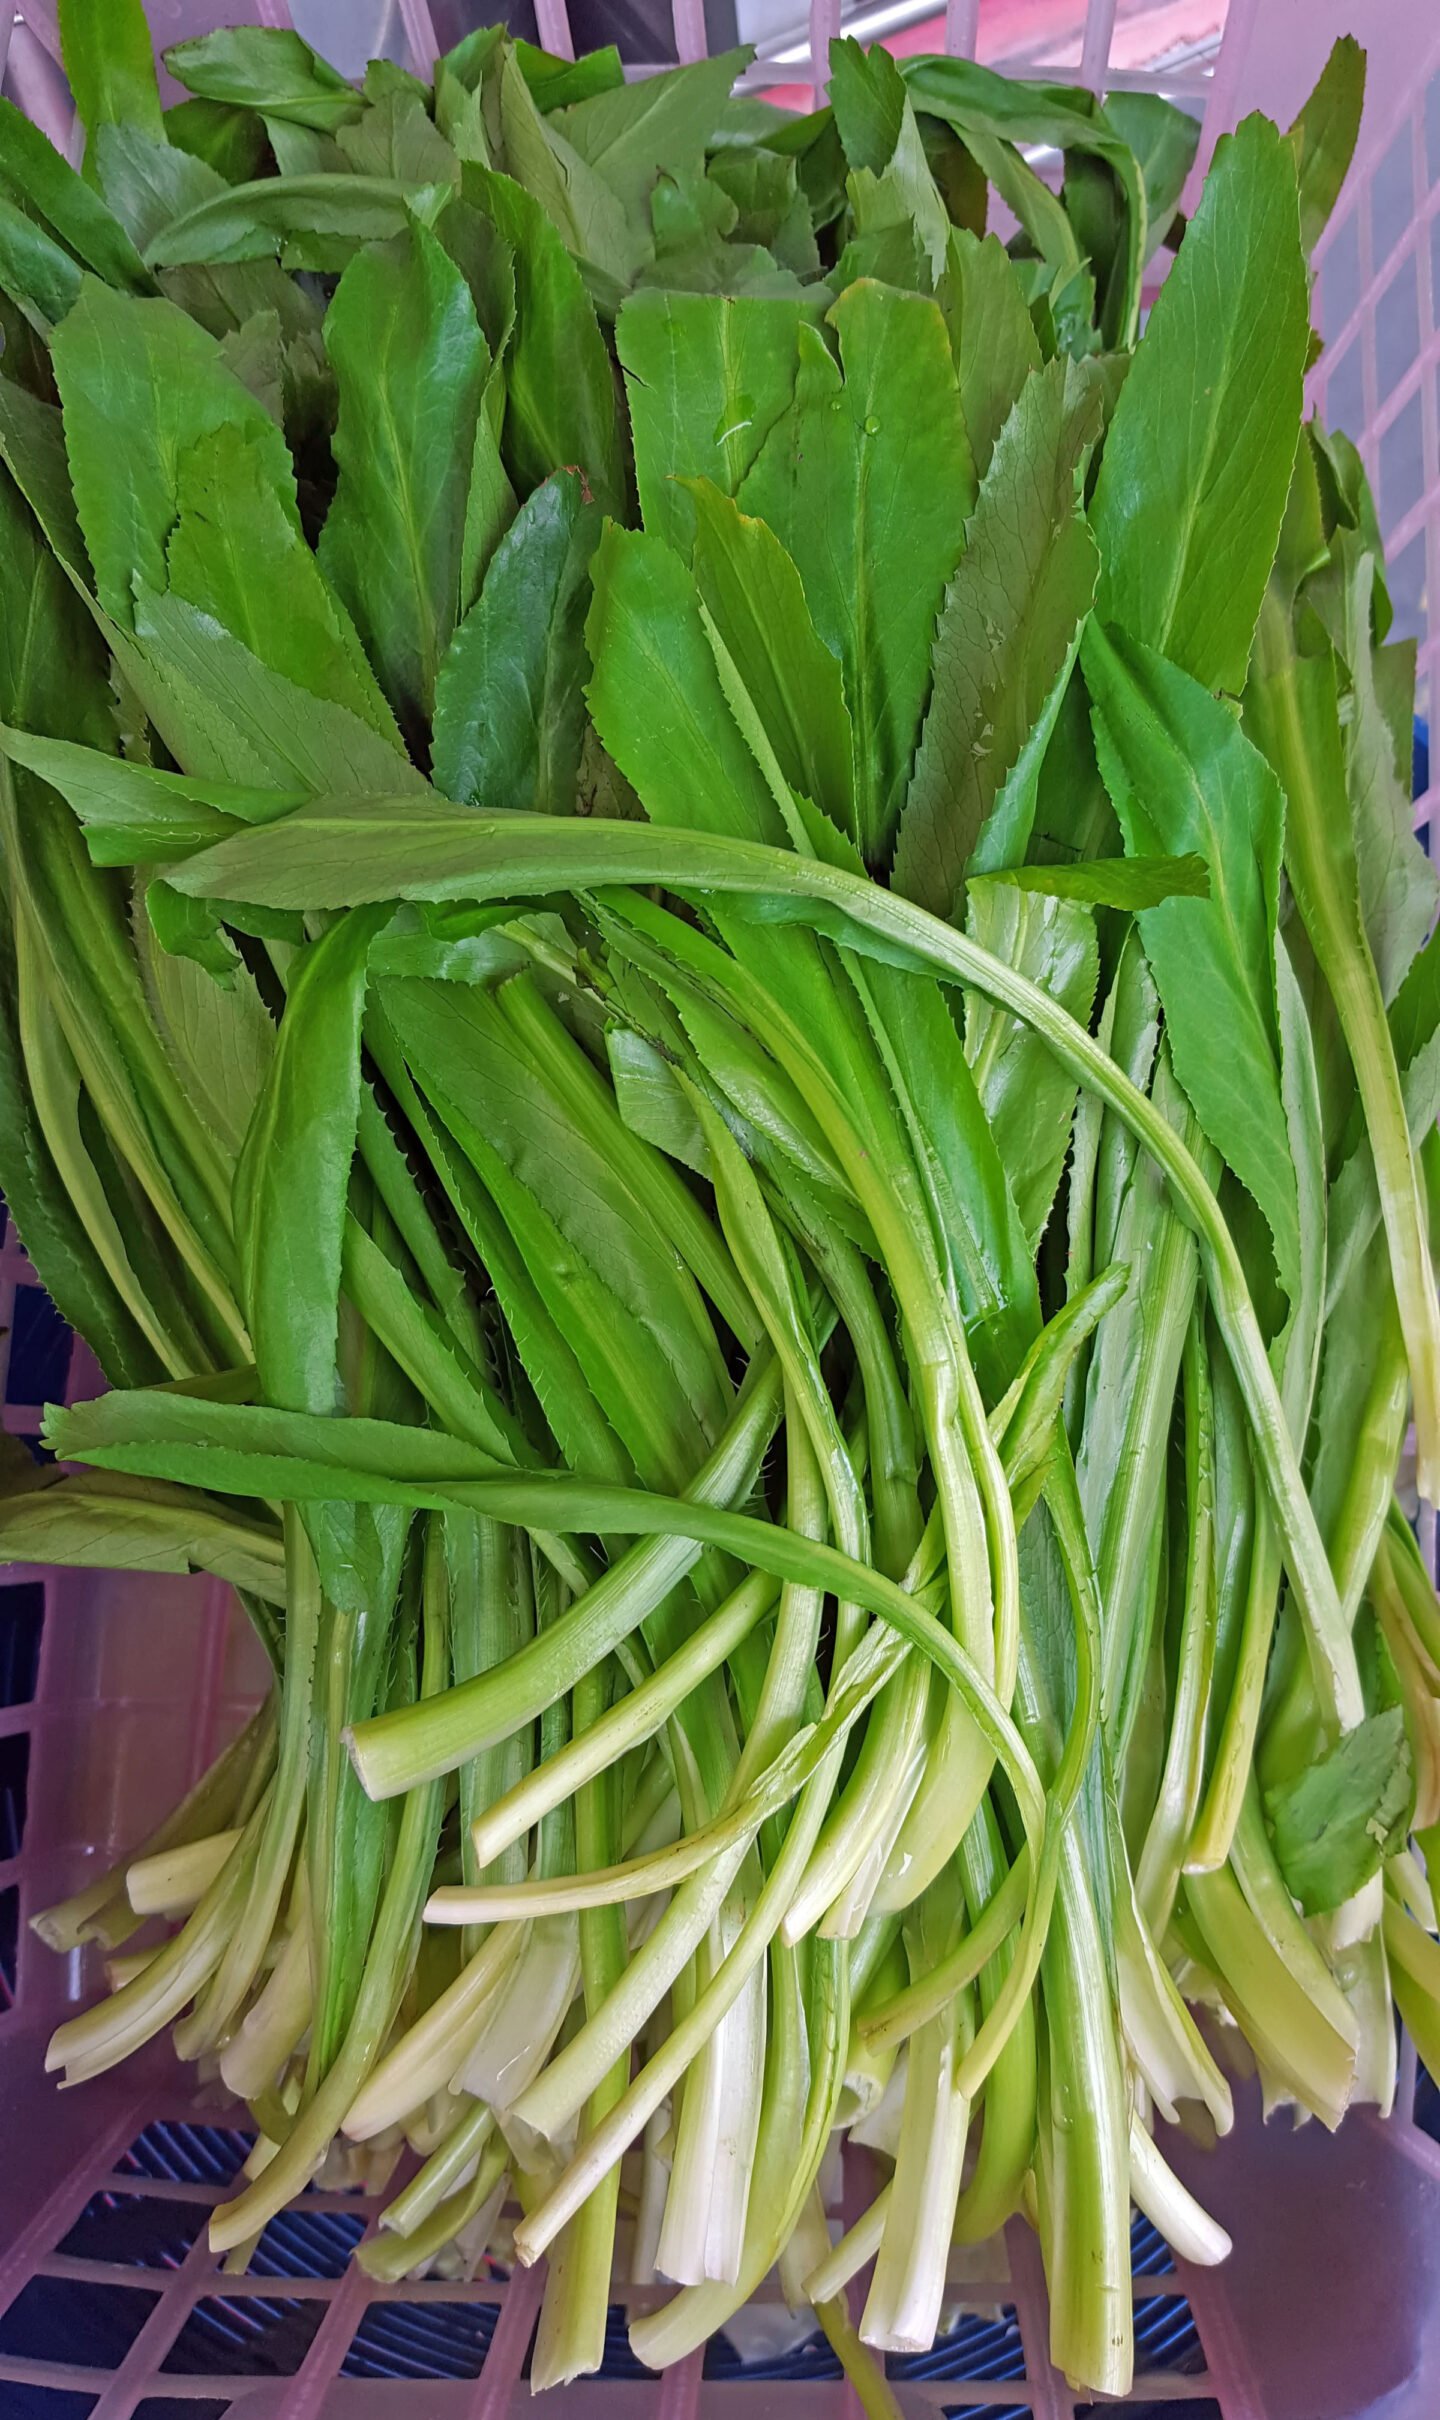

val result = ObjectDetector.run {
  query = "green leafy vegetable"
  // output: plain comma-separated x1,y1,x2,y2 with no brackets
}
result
554,49,751,225
1289,36,1366,255
0,96,152,288
164,28,361,133
688,478,856,842
894,356,1100,913
51,278,298,630
433,467,601,811
901,54,1147,347
1101,91,1198,262
464,166,625,516
1266,1708,1413,1914
1,26,1435,2407
1085,623,1300,1309
1090,113,1310,695
937,227,1041,478
60,0,165,157
587,521,785,848
739,280,974,863
94,125,230,254
971,854,1209,908
320,218,489,729
617,287,803,558
830,38,950,280
164,96,271,185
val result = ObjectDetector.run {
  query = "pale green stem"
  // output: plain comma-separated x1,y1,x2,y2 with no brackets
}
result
466,1569,777,1871
348,1348,785,1798
380,2098,495,2237
202,813,1365,1735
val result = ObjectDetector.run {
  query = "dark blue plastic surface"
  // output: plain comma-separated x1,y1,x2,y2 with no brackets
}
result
5,1286,70,1411
342,2299,498,2381
160,2293,327,2378
0,2275,159,2366
0,2388,98,2419
887,2303,1024,2387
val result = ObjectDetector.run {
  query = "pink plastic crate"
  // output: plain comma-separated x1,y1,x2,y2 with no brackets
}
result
5,1,1440,2412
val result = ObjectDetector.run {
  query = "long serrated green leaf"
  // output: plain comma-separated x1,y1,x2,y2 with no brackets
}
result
495,969,757,1354
1085,623,1300,1313
830,38,950,281
0,197,83,331
8,900,214,1377
616,286,803,559
166,421,400,742
1101,91,1198,263
602,931,855,1215
319,219,488,731
855,949,1039,1399
341,1215,534,1475
687,479,855,843
0,379,93,592
965,886,1098,1253
434,468,601,812
234,906,387,1414
163,29,361,133
0,875,163,1385
738,281,974,865
894,356,1100,916
60,0,164,154
0,95,152,287
902,55,1146,347
50,277,297,632
129,588,422,794
587,521,786,847
132,893,275,1167
145,173,444,269
379,974,728,1491
0,1467,284,1597
973,856,1209,908
365,998,631,1486
463,164,624,517
937,227,1041,478
1089,114,1309,695
493,42,640,284
93,123,228,253
553,49,751,224
1289,36,1365,256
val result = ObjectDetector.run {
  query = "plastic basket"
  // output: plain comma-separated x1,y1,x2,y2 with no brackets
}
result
4,1,1440,2413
